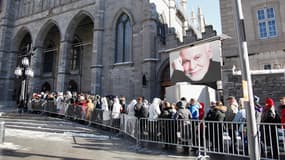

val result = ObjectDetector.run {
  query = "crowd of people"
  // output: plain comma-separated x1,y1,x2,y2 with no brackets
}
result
21,91,285,157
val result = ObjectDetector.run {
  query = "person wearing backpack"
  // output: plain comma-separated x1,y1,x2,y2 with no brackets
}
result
208,101,227,152
188,98,201,148
205,101,216,121
174,101,192,153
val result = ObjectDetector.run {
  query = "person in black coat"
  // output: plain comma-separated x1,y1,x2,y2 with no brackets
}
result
206,101,227,152
260,98,280,159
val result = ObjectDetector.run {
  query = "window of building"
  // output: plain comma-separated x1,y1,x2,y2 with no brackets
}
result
257,7,277,39
157,15,166,44
115,13,132,63
70,36,82,71
0,0,2,12
264,64,271,70
43,41,56,73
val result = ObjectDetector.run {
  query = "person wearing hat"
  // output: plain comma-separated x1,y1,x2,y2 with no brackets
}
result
208,101,227,152
260,98,280,159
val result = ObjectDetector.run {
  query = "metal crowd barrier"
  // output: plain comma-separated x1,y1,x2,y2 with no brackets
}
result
31,100,137,134
138,118,285,159
29,100,285,159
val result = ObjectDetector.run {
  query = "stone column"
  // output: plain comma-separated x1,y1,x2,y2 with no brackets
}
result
0,0,17,106
56,40,72,92
90,2,104,95
90,23,104,95
28,46,43,93
141,2,159,100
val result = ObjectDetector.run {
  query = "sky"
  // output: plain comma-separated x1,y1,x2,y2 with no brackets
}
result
187,0,222,34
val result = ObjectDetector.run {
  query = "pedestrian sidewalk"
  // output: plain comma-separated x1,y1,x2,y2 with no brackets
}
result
0,112,196,160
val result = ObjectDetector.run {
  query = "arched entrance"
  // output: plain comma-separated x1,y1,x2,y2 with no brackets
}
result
41,82,51,92
41,24,61,91
159,63,173,99
66,13,94,93
68,80,78,93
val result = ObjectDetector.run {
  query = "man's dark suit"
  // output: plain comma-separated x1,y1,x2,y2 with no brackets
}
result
170,60,221,89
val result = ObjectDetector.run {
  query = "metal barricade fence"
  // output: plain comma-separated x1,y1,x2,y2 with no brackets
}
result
30,100,44,112
34,100,138,137
204,121,249,157
258,123,285,160
120,114,138,139
137,118,285,159
30,100,285,159
138,118,201,149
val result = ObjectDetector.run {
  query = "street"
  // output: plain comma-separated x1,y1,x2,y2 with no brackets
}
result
0,112,194,160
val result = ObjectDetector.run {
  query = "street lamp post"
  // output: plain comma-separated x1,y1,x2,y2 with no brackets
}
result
14,47,34,113
234,0,259,159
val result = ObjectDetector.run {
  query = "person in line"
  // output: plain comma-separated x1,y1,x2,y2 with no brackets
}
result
188,98,201,148
119,96,126,113
260,98,280,159
111,97,121,119
278,96,285,128
126,99,137,136
205,101,216,121
210,101,227,152
233,98,247,154
85,96,95,126
56,92,65,115
148,98,162,140
127,99,137,117
174,101,192,153
254,95,263,124
224,96,239,153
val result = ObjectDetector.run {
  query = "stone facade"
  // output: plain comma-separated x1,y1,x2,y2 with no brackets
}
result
220,0,285,104
0,0,216,106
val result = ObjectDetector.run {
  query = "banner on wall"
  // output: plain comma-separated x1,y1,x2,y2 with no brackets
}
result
169,40,222,89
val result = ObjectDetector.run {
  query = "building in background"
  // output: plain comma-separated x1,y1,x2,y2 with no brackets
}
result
0,0,216,107
220,0,285,103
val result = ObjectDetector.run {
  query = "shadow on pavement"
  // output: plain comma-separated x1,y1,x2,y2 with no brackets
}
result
0,149,93,160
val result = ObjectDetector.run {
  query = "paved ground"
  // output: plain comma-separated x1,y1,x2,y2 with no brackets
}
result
0,111,196,160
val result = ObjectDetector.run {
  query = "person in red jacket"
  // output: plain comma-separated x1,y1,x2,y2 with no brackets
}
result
199,102,205,120
279,96,285,128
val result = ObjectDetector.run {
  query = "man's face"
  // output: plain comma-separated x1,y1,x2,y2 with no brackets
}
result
227,99,234,105
280,98,285,105
180,45,212,81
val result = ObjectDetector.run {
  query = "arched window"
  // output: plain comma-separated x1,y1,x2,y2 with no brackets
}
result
43,41,56,73
157,15,166,44
70,36,82,71
115,13,132,63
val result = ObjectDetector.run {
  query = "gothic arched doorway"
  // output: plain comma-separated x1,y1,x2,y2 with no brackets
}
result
41,82,51,92
68,80,78,93
159,63,172,99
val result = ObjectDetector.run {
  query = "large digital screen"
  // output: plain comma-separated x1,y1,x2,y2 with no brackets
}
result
169,40,222,88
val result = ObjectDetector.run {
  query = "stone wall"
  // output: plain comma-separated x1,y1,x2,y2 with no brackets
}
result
0,0,210,106
223,72,285,105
